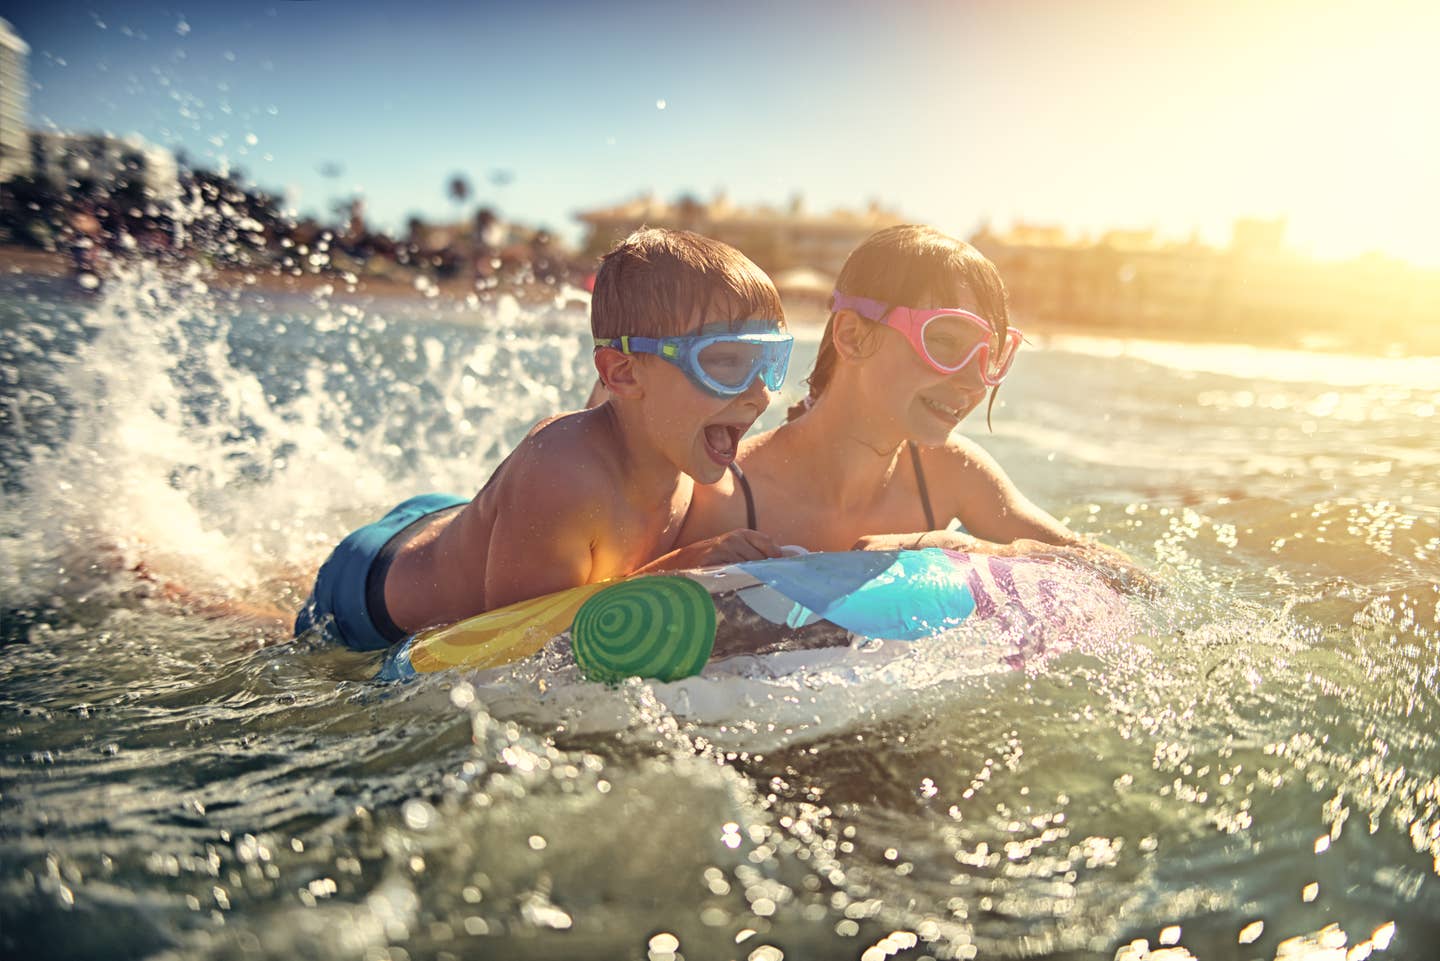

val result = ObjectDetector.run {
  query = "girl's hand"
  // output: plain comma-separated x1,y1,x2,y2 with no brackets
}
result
851,531,977,552
991,538,1163,598
852,531,1062,555
1050,541,1165,598
852,532,1162,598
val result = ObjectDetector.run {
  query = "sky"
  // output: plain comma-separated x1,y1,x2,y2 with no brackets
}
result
4,0,1438,264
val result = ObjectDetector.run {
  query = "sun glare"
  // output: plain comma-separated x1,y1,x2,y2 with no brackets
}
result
1276,55,1439,267
1227,5,1438,267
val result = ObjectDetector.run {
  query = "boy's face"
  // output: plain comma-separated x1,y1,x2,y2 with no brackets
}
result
634,319,776,485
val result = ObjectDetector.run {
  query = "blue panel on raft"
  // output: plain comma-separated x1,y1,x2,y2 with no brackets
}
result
736,548,977,641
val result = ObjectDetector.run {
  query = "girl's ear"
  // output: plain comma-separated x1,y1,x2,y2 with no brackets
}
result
830,309,872,362
594,348,644,399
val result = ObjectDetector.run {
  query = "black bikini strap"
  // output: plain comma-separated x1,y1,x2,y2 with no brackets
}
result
908,441,937,530
728,461,758,530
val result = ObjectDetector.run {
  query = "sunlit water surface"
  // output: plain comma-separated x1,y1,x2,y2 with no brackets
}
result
1,267,1437,960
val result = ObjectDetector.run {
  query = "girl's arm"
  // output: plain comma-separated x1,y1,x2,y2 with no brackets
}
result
930,437,1079,546
909,439,1160,596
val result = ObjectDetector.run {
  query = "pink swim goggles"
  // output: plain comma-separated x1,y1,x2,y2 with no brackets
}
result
831,291,1023,385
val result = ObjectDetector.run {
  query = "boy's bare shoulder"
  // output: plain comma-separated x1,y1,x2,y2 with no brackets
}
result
525,408,583,439
488,409,621,512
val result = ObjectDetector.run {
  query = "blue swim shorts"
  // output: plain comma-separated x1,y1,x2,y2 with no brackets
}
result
294,493,469,651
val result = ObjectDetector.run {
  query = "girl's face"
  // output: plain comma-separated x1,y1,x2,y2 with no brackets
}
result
862,287,992,446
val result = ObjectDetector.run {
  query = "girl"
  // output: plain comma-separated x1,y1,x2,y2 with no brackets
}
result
680,224,1146,585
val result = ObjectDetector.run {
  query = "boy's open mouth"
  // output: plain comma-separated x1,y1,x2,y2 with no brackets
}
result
703,423,742,465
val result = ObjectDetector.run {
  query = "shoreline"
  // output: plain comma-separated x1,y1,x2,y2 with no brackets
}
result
1020,319,1432,358
4,244,1435,357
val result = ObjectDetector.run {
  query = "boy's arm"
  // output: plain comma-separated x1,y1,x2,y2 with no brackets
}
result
481,457,603,611
635,528,783,573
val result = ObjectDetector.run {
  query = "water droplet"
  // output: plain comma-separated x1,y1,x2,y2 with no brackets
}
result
449,681,476,709
402,799,436,830
649,933,680,953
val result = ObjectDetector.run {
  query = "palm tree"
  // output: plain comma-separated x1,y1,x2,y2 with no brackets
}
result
447,173,471,217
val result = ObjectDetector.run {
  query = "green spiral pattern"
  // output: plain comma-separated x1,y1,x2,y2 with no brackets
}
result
571,576,717,683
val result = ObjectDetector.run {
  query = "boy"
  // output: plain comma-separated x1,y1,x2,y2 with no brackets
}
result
295,228,791,650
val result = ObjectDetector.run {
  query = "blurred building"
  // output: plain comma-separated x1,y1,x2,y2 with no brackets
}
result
576,191,905,278
971,217,1440,348
399,207,573,285
29,131,179,199
0,18,30,182
971,222,1220,333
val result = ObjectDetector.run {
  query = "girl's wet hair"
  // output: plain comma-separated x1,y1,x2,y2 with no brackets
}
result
591,227,785,340
788,225,1011,428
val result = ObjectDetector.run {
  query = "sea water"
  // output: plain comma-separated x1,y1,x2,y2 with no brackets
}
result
1,265,1437,960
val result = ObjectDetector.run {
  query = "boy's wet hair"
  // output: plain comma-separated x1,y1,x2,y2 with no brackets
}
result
792,225,1011,428
591,228,785,339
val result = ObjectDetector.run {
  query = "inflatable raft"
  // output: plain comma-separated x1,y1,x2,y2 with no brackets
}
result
378,547,1114,684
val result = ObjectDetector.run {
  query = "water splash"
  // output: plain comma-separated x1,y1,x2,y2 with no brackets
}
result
0,259,593,616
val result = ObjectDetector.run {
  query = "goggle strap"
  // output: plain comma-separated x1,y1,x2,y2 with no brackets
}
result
831,291,890,322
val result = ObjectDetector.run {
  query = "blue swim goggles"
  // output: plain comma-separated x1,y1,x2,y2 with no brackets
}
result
594,326,793,398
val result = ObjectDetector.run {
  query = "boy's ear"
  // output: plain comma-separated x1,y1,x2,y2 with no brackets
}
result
594,347,644,399
830,309,870,362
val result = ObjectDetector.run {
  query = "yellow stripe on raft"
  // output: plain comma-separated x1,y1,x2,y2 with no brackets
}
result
407,580,613,674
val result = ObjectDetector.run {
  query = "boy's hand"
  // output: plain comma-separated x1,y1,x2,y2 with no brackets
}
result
640,529,785,573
